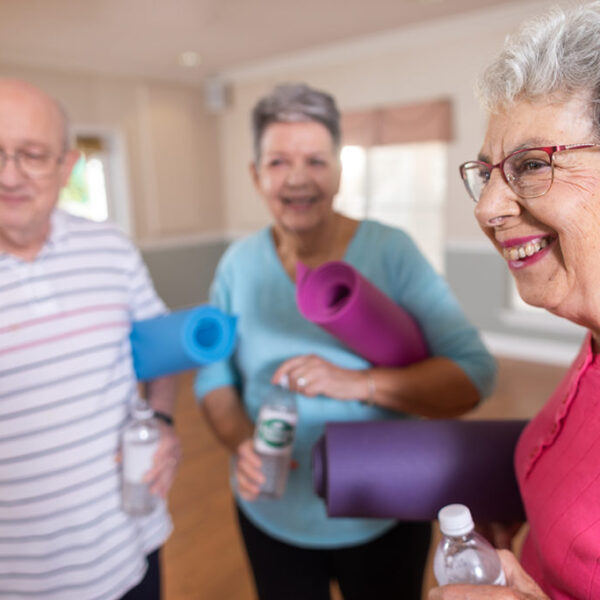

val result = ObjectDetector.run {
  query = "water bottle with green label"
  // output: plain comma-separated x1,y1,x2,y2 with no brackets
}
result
253,376,298,499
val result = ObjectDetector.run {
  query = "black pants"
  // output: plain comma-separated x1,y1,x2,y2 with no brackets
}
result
120,549,162,600
237,505,431,600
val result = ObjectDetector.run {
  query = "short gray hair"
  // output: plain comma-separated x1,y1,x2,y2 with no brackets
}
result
251,83,341,163
477,1,600,134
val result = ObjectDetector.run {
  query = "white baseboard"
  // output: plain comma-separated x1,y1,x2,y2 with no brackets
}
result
482,331,584,367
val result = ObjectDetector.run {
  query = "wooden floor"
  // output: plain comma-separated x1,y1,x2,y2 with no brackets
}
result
162,357,568,599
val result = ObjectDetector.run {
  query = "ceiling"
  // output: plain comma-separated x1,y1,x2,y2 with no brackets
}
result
0,0,522,86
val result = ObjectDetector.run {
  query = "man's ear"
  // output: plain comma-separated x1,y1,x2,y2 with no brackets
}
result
59,149,81,187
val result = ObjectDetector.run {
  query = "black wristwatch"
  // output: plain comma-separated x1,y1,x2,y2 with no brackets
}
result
153,410,175,427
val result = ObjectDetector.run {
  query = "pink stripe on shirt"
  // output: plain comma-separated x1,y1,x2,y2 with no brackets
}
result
0,321,130,356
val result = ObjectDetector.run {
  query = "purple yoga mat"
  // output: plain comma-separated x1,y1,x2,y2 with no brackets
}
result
296,261,428,366
312,419,526,522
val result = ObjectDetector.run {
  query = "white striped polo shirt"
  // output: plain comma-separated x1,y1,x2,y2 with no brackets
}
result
0,210,172,600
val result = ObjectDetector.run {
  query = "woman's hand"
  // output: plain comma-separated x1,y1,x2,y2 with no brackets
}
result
234,438,265,501
144,422,182,498
273,354,367,400
428,550,549,600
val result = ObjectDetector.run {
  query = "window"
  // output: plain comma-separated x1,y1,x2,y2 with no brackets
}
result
58,131,132,235
337,99,451,273
336,141,447,272
59,149,109,222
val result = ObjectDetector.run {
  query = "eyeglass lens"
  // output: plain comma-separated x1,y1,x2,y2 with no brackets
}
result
464,148,554,201
0,150,56,177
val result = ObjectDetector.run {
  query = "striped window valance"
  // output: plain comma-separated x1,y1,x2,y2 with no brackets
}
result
341,98,452,147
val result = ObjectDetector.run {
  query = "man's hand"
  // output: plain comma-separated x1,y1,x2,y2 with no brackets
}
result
144,422,182,498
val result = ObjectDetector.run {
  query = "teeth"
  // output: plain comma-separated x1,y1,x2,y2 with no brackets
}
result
503,237,550,261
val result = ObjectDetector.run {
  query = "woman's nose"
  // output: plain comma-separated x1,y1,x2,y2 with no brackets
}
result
474,169,522,227
285,162,310,186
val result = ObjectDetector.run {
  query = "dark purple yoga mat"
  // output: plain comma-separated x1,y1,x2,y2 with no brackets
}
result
313,419,526,522
296,261,428,366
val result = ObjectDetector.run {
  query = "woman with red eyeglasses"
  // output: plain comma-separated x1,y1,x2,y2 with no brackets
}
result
431,2,600,600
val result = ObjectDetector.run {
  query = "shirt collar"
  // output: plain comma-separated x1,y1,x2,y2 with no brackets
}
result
0,208,71,263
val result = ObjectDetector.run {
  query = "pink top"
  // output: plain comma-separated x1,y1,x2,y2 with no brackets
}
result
516,333,600,599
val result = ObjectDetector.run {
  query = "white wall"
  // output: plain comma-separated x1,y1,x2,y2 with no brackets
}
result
216,0,559,242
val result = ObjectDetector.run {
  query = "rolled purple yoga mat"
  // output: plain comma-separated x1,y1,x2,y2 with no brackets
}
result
313,419,526,522
296,261,428,366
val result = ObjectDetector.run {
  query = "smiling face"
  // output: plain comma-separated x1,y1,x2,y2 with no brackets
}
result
0,80,79,258
251,120,341,234
475,93,600,330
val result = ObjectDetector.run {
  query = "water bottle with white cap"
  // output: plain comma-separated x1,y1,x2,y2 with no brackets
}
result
434,503,507,586
253,375,298,499
121,400,160,516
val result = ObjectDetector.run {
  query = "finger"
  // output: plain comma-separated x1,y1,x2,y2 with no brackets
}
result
428,585,508,600
498,550,548,596
237,444,262,469
271,356,307,384
236,457,265,486
236,467,263,500
301,380,320,397
148,459,178,497
144,455,179,490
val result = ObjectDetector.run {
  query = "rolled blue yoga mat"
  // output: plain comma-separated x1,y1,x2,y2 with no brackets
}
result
130,305,237,381
312,419,527,522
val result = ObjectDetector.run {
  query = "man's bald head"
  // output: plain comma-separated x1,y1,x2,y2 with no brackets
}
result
0,79,71,152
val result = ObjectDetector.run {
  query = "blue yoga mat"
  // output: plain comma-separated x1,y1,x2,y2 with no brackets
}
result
130,305,237,380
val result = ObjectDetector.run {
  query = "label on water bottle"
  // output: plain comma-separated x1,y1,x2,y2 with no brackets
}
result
123,440,159,483
254,407,297,456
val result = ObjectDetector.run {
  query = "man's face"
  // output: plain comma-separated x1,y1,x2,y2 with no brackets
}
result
0,81,78,255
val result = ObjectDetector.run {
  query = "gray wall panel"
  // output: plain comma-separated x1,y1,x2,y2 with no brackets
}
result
142,240,230,309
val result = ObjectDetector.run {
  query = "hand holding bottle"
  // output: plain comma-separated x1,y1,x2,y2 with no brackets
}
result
429,503,549,600
234,438,265,501
121,402,181,515
428,551,549,600
143,421,182,498
272,354,367,401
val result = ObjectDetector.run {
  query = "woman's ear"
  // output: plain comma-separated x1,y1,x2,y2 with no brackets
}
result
249,160,260,190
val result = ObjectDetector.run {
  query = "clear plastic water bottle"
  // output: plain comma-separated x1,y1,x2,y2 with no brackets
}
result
434,504,507,586
253,377,298,499
121,401,160,516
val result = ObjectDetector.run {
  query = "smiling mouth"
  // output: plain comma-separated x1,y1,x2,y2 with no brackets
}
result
282,196,317,205
502,236,553,261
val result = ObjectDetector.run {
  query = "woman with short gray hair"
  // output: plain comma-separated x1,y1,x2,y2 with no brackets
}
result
430,2,600,599
196,82,495,600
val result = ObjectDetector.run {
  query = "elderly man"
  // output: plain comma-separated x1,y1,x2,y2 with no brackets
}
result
0,79,180,599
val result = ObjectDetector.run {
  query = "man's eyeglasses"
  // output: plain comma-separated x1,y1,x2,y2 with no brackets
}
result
459,143,600,203
0,149,65,178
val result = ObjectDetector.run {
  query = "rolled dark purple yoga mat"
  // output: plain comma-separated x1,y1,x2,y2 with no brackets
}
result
313,419,526,522
296,261,428,366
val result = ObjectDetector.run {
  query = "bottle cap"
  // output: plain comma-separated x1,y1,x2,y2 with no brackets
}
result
438,504,475,536
133,401,154,421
